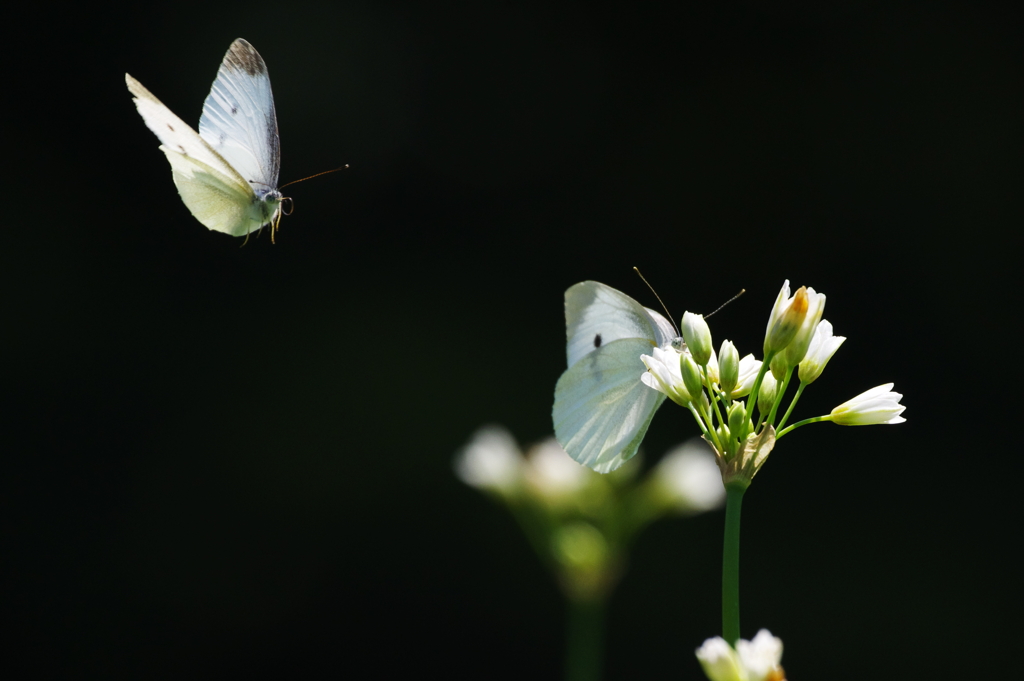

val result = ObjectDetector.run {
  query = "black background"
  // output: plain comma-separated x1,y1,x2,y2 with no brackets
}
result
4,2,1021,678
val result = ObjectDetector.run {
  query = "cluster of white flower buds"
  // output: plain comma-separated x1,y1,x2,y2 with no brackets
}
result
641,280,905,487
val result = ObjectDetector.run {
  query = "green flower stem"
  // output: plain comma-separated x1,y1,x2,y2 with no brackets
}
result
695,399,723,452
704,363,725,427
744,352,775,433
689,404,711,439
777,414,828,438
766,366,794,427
722,482,747,646
565,596,606,681
776,381,807,432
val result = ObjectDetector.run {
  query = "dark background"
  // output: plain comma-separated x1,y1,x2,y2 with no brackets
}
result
4,1,1020,678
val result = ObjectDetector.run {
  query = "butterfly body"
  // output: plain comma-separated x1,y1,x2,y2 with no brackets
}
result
126,39,284,240
553,281,681,473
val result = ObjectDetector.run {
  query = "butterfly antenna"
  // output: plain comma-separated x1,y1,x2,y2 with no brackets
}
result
633,267,680,336
278,164,349,190
705,289,746,319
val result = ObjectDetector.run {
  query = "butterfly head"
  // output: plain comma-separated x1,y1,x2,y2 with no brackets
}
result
669,336,686,352
254,187,290,244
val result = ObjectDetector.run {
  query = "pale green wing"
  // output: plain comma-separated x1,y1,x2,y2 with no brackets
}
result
553,337,667,473
126,73,258,235
162,150,255,235
565,281,677,367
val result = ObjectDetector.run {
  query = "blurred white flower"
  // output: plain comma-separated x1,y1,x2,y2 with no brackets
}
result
453,425,524,493
737,630,785,680
641,345,692,406
525,438,590,497
798,319,845,384
696,636,744,681
696,629,785,681
830,383,906,425
654,438,725,512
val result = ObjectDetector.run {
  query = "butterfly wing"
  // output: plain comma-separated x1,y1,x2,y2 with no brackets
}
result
553,281,678,473
554,338,667,473
564,281,677,367
126,73,260,236
198,38,280,191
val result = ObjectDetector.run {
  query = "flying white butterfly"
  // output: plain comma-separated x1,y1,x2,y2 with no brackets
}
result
126,39,286,241
552,281,683,473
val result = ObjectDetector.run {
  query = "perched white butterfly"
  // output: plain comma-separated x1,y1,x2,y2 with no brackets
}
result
126,38,286,241
553,281,682,473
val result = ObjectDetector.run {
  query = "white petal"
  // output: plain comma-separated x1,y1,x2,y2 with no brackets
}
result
736,629,784,680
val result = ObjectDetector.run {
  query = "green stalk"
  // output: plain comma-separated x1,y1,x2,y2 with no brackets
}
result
704,363,725,427
689,403,712,439
776,381,807,432
565,596,606,681
777,414,828,438
722,483,747,645
766,365,794,428
744,351,775,434
695,398,724,452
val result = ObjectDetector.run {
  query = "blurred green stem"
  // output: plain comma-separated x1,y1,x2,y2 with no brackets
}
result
722,483,746,645
565,596,605,681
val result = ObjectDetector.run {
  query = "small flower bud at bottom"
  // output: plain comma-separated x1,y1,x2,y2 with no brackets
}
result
727,401,749,438
757,372,778,417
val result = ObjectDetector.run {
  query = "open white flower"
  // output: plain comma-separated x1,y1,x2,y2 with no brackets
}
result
798,319,845,384
640,346,692,406
454,426,524,493
696,629,785,681
830,383,906,425
731,354,762,398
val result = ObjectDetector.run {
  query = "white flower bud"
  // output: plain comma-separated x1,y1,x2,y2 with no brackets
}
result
764,283,809,355
719,340,740,396
681,352,705,404
783,287,825,366
727,401,749,438
798,319,845,384
682,312,713,366
830,383,906,425
757,371,778,417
